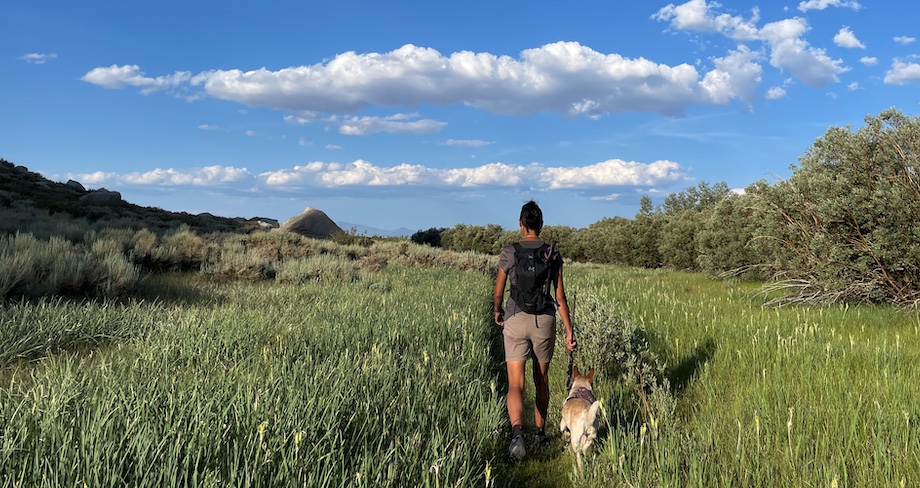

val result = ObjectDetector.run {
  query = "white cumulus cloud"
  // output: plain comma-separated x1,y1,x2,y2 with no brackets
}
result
765,86,787,99
700,45,762,104
894,36,917,45
834,27,865,49
653,0,761,41
542,159,687,189
82,64,191,94
74,166,252,187
860,57,878,66
760,18,848,88
84,40,769,119
885,59,920,85
656,1,848,89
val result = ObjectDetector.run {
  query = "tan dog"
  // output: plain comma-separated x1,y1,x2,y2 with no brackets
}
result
559,366,600,469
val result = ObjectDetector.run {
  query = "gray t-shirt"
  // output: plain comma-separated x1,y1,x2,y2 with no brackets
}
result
499,240,563,317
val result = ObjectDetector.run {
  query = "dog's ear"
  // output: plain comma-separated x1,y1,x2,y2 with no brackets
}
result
586,368,595,382
573,365,581,377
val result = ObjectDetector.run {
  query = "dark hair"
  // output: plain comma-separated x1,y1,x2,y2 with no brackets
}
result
520,200,543,234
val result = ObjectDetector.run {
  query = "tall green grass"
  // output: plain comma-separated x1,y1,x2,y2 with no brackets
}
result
561,265,920,487
2,263,918,487
0,268,504,487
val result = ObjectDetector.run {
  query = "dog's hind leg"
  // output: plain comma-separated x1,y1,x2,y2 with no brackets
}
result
569,420,586,469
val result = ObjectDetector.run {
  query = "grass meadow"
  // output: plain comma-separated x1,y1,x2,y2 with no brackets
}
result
1,263,919,487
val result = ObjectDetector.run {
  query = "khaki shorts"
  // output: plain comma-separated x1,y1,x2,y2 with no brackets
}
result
502,312,556,363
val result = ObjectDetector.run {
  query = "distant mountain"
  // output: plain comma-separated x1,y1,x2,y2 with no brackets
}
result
337,221,415,238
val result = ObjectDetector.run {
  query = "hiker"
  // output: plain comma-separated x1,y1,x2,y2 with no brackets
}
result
493,200,576,461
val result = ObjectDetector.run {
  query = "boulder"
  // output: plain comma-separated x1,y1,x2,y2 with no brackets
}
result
278,206,342,239
79,188,122,205
254,217,279,228
66,180,86,192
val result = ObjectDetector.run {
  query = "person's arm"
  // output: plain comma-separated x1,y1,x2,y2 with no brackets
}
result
554,266,576,351
493,268,507,326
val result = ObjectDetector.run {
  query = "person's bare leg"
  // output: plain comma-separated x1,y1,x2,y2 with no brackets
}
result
506,360,526,429
506,359,527,459
533,361,551,431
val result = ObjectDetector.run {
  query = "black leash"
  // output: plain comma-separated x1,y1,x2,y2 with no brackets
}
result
565,290,576,390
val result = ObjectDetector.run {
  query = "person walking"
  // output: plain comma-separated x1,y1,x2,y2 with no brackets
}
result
493,200,576,461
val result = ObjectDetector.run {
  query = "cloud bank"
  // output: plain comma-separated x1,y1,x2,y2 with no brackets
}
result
83,39,763,119
72,158,690,196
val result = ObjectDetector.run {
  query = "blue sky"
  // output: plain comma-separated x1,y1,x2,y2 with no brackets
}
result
4,0,920,232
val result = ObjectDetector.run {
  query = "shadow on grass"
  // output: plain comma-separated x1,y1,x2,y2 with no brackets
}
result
667,337,717,396
0,272,223,372
589,334,717,450
3,271,223,308
131,272,225,306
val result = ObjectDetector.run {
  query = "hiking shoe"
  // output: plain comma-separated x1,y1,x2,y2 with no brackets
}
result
532,430,549,450
507,434,526,461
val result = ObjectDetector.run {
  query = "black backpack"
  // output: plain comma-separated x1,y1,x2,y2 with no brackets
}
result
511,242,557,313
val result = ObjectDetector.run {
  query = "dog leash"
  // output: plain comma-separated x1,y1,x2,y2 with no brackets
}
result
565,290,576,390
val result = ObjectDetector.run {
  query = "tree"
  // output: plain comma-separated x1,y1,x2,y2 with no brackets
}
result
752,108,920,304
658,182,731,271
410,227,446,247
696,186,765,279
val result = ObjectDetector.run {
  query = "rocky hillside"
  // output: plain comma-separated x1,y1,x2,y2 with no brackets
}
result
0,158,269,235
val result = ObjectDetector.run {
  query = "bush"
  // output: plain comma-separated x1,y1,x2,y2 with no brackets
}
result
575,217,634,265
658,182,732,272
0,233,139,298
0,234,34,296
275,254,358,283
95,251,141,296
201,240,274,281
565,290,673,428
440,224,504,254
752,109,920,304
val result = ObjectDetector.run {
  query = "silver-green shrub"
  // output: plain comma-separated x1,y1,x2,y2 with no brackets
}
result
0,233,139,298
0,233,35,296
752,109,920,304
275,254,358,283
562,289,674,430
201,240,274,281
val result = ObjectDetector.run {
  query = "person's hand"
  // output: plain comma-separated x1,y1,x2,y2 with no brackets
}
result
494,311,505,326
566,331,576,352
